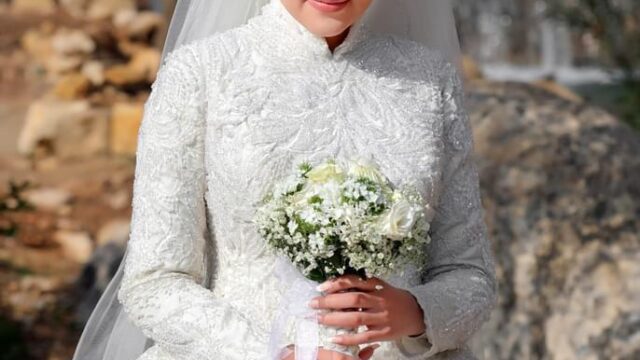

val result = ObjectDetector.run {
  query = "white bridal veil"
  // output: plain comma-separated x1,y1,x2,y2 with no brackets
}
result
71,1,462,359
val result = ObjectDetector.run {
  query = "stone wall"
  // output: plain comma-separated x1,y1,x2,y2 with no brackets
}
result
8,0,165,160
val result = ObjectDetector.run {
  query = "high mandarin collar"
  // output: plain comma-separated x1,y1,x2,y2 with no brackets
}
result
255,0,370,60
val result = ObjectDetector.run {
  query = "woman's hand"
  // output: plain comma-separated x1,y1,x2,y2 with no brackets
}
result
308,274,427,347
280,343,380,359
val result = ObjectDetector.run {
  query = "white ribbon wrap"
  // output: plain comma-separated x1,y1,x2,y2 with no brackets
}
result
268,255,359,360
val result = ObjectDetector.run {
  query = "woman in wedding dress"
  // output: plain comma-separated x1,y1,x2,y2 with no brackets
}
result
72,0,497,359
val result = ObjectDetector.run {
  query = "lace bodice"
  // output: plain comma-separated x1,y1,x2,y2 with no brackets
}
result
116,0,497,359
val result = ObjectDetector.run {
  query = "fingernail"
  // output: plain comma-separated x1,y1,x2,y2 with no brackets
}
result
316,281,330,292
330,336,341,343
372,343,380,349
308,299,319,308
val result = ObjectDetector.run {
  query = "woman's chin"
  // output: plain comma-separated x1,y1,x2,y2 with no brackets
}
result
305,21,350,38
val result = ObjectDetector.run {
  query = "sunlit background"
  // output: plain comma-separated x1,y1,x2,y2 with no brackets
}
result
0,1,638,359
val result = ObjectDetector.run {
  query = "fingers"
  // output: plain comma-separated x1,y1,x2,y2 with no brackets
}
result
318,274,386,294
316,347,359,360
358,343,381,360
321,346,379,360
318,309,388,329
310,291,384,311
332,327,391,346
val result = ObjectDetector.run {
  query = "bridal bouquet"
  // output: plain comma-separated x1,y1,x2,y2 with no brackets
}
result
254,157,431,359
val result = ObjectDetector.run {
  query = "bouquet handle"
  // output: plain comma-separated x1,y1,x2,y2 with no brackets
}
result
268,256,360,360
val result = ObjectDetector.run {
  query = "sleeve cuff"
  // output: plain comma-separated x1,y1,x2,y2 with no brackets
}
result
391,288,440,359
394,332,438,359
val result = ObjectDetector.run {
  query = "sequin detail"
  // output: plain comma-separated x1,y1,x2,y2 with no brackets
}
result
117,1,496,359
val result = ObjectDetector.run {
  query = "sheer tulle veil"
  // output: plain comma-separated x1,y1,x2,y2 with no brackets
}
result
71,1,462,359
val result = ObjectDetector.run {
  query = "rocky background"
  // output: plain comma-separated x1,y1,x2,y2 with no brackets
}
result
464,79,640,360
0,1,638,360
0,1,169,359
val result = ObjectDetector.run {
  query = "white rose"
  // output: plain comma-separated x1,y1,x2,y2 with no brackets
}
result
378,198,421,240
306,162,345,184
346,157,386,183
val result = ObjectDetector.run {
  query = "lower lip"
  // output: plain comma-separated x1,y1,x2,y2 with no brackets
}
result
307,0,350,13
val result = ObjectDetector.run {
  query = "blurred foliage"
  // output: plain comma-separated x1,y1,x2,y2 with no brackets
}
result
547,0,640,130
619,83,640,130
0,316,29,360
546,0,640,75
573,82,640,130
0,180,35,237
0,259,34,276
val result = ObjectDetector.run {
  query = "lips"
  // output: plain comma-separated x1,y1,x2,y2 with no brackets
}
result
307,0,350,13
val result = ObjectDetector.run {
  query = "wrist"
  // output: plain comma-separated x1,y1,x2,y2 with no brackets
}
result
404,289,427,337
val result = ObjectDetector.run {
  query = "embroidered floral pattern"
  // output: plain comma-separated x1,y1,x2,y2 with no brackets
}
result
117,1,496,359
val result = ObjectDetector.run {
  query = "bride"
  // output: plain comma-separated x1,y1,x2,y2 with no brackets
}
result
72,0,497,359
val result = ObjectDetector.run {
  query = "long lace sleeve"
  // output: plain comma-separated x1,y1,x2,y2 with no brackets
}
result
116,42,267,360
392,62,498,359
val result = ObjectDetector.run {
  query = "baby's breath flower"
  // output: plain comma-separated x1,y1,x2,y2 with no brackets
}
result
254,157,431,282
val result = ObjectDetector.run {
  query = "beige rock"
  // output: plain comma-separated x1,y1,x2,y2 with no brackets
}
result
21,29,54,62
51,28,96,55
18,100,109,159
22,187,73,211
52,72,91,100
89,85,132,106
45,54,85,75
87,0,135,20
35,157,60,171
544,244,640,360
104,189,130,210
110,102,144,156
96,219,130,247
56,217,83,232
55,106,110,159
53,230,94,264
113,9,164,40
21,28,89,75
11,0,55,14
7,280,57,318
20,276,62,292
58,0,86,17
81,60,105,86
103,64,136,86
105,47,160,86
18,100,88,155
132,48,161,82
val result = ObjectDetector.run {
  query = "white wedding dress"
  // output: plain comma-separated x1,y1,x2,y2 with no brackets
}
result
116,1,497,359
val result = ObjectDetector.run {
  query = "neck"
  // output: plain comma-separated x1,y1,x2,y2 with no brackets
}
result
324,26,351,53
